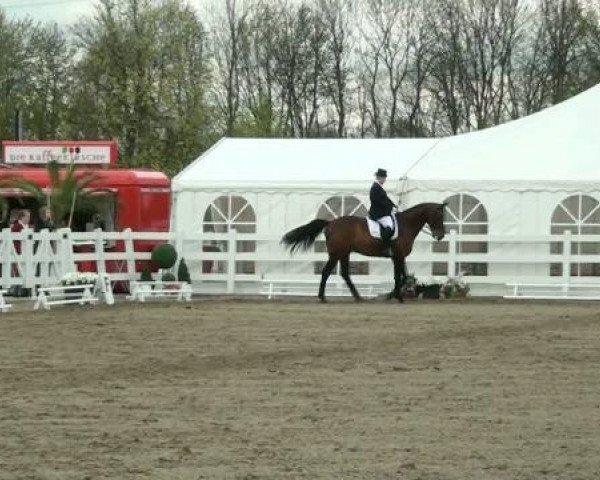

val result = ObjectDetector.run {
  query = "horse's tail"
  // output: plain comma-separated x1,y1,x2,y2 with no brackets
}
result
281,219,329,254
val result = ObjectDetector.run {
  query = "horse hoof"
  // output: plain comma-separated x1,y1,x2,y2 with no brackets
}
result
318,296,327,303
354,296,363,303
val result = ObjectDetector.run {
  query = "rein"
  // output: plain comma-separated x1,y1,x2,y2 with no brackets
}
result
421,225,435,238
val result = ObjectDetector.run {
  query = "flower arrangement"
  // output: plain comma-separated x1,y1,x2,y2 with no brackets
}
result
443,274,470,299
401,273,418,298
60,272,98,286
416,278,442,299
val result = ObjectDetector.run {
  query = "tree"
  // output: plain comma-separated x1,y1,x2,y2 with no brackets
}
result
425,0,528,133
580,2,600,89
458,0,525,129
319,0,354,137
67,0,213,175
358,0,433,137
539,0,589,104
271,1,330,137
232,96,284,137
211,0,248,135
0,13,35,141
24,23,73,140
506,2,551,118
238,1,286,135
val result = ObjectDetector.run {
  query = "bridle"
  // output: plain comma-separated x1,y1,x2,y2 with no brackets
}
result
422,213,446,240
422,225,435,238
422,225,444,240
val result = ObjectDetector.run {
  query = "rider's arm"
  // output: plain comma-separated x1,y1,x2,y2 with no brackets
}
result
386,194,397,209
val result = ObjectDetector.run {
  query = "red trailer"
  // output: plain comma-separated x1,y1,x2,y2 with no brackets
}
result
1,141,171,284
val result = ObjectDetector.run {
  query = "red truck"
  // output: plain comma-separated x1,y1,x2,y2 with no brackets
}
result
1,140,171,284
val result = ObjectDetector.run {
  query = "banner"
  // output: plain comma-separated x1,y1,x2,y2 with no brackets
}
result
2,142,116,165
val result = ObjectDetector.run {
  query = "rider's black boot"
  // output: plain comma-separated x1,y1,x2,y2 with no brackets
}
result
381,227,393,257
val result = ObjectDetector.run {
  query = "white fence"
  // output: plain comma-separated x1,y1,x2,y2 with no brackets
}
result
1,228,599,296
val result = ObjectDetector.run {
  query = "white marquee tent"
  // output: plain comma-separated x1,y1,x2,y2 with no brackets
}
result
172,84,600,293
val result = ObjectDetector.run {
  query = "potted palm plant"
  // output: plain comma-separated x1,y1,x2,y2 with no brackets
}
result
0,160,102,228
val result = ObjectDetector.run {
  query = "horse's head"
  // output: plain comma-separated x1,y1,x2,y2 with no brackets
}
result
427,202,447,241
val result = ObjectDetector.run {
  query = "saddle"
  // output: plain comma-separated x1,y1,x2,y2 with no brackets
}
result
366,216,400,240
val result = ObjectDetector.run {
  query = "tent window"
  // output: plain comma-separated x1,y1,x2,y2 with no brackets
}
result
314,196,369,275
550,194,600,277
432,194,488,276
202,195,256,274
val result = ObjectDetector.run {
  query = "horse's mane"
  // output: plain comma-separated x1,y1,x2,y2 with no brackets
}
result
398,202,441,216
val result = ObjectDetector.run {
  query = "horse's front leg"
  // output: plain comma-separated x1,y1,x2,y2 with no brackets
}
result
393,256,405,303
386,256,405,302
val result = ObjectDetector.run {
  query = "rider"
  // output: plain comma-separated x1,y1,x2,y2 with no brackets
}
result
369,168,397,257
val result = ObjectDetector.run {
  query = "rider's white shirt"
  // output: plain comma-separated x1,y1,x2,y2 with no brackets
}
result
376,207,399,229
376,216,394,228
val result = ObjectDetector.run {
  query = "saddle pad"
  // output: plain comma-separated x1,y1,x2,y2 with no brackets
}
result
366,216,399,240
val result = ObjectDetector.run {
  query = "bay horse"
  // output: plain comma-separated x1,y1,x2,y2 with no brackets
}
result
281,202,447,302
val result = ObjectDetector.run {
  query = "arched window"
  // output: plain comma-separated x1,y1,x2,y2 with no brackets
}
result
433,194,488,276
316,196,367,220
203,195,256,274
314,196,369,275
550,194,600,276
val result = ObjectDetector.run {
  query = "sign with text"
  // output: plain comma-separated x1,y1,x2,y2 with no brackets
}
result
2,142,117,165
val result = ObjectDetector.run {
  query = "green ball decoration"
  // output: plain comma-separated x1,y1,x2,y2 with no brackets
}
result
151,243,177,269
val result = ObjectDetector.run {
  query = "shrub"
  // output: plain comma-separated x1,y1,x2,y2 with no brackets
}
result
151,243,177,269
177,258,192,284
140,264,153,282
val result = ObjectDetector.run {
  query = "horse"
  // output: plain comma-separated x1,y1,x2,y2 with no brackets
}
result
281,202,447,302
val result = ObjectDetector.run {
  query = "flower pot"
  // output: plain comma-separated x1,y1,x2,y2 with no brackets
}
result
402,288,417,299
421,284,441,299
443,285,469,299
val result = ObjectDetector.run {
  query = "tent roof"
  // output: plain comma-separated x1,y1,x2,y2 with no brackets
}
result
409,83,600,184
173,84,600,191
173,137,438,190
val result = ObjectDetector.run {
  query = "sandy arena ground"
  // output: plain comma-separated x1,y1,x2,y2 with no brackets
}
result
0,297,599,479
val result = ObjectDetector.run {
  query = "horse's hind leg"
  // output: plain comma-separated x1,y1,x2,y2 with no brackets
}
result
340,255,361,302
318,256,338,302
